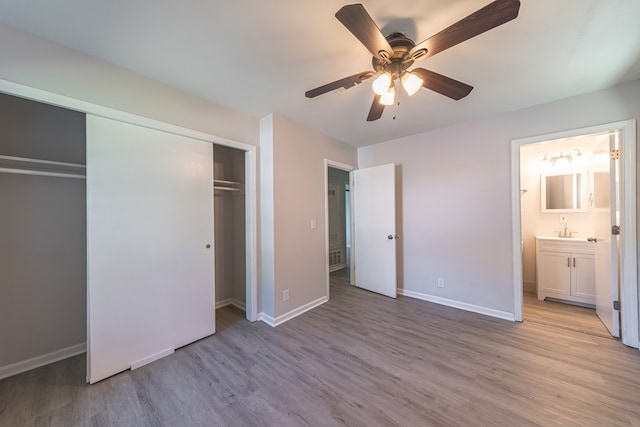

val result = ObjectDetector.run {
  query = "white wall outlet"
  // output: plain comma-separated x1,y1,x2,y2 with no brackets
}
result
310,219,317,230
437,277,445,288
283,289,289,302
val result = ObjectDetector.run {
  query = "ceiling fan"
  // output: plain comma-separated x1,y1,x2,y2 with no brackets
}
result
305,0,521,121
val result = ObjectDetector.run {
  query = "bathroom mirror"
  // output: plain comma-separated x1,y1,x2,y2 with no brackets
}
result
540,171,588,212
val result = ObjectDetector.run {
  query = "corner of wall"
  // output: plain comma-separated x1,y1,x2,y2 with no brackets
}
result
259,115,276,318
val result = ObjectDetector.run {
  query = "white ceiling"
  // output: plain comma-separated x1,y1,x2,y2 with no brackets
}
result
0,0,639,147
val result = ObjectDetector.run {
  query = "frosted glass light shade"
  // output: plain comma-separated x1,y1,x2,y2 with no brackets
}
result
372,73,392,95
401,72,423,96
379,86,395,105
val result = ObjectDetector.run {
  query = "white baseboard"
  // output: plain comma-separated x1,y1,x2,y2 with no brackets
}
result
259,295,329,327
398,289,516,321
329,263,346,273
130,347,175,371
258,312,275,326
0,342,86,380
216,298,246,311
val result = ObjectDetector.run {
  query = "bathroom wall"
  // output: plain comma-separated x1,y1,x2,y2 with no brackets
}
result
520,133,608,290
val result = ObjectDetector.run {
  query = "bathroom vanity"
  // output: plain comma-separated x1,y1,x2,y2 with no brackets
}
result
536,236,595,305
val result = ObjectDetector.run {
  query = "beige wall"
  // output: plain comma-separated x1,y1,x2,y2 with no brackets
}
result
358,79,640,315
260,114,356,319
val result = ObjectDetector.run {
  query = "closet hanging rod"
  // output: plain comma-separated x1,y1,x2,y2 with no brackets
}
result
0,167,86,180
213,179,242,186
214,186,241,192
0,155,86,169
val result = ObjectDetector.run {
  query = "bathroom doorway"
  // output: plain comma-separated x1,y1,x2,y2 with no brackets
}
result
519,131,611,337
511,120,638,348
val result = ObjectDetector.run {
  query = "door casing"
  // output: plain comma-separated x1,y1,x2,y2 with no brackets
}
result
511,120,638,348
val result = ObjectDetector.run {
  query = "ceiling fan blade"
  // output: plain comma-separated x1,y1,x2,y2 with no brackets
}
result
336,4,394,61
305,71,374,98
408,0,520,61
412,68,473,100
367,95,385,121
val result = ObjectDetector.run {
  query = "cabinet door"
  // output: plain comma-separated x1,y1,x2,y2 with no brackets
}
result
538,251,572,297
572,253,596,300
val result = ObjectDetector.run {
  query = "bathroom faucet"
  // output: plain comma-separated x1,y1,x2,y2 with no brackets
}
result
559,223,572,237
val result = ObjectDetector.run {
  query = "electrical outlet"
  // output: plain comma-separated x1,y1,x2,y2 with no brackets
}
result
437,277,445,288
283,289,289,302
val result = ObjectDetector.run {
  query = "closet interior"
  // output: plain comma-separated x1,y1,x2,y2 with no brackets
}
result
213,144,246,313
0,90,251,380
0,92,87,373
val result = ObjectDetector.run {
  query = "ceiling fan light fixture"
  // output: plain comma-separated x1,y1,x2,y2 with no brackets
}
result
372,72,392,95
401,71,423,96
379,84,396,106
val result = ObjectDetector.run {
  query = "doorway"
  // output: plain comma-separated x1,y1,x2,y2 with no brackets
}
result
511,120,638,348
324,160,356,297
327,167,350,273
212,142,258,323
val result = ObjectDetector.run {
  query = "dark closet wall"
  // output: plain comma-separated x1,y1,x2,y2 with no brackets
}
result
0,93,86,368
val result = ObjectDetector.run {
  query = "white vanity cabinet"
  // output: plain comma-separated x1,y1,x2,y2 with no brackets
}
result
536,237,595,305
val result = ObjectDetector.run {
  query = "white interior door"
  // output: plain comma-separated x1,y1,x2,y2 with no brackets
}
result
352,163,397,298
87,115,215,383
593,134,619,337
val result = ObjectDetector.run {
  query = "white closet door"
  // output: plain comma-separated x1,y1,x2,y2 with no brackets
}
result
87,115,214,383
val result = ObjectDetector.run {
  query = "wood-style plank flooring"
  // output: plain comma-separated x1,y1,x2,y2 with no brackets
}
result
523,291,612,339
1,272,639,426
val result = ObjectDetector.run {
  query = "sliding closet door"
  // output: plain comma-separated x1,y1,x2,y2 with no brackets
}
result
87,115,214,383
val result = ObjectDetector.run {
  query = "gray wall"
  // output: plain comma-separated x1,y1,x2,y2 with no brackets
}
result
214,144,246,307
358,79,640,316
0,93,86,367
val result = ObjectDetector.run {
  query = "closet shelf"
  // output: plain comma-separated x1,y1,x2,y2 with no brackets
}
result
213,179,243,192
0,155,86,179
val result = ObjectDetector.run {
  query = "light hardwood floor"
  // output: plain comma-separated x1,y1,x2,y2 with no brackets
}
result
1,272,639,426
523,291,612,339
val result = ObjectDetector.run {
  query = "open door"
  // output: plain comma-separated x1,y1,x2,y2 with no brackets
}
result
352,163,397,298
593,132,620,337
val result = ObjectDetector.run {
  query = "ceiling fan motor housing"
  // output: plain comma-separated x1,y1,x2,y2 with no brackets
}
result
372,32,422,79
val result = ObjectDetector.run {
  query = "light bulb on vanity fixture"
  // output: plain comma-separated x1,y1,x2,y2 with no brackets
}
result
542,149,583,167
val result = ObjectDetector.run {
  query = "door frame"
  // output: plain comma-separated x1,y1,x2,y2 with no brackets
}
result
510,119,638,348
213,140,259,322
0,79,260,373
324,159,356,298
